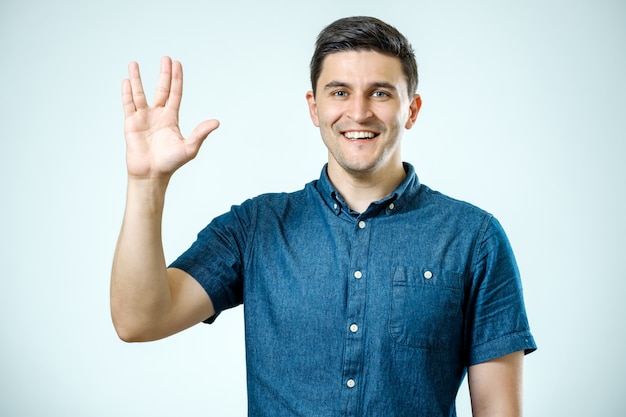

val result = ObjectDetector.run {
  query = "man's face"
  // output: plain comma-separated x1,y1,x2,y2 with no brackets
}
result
306,50,421,178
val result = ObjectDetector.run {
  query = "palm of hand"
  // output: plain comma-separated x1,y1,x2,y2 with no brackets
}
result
125,105,190,179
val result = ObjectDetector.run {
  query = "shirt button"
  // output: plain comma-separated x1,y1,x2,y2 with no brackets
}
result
353,270,363,279
333,203,338,210
389,202,395,210
349,323,359,333
358,220,366,229
424,270,433,279
346,379,356,388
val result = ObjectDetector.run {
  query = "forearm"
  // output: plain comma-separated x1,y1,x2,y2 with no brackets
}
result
110,177,173,341
468,351,524,417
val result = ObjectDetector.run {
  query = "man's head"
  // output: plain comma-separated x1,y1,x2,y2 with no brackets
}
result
305,17,422,184
310,16,418,98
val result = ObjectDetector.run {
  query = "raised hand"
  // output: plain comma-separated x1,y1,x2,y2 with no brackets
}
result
121,56,219,180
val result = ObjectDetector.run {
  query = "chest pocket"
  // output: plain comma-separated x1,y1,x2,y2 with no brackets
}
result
389,266,464,350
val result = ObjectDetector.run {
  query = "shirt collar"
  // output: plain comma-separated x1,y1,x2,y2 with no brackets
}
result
315,162,421,217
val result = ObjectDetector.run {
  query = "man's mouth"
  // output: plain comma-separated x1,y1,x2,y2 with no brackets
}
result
342,131,378,140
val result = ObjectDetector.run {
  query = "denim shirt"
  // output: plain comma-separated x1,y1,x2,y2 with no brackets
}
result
171,163,536,416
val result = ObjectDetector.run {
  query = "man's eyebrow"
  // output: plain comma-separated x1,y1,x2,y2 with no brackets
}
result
323,80,350,90
323,80,398,91
370,81,398,91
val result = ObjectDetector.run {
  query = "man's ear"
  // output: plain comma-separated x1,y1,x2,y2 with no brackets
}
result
306,91,320,127
405,94,422,129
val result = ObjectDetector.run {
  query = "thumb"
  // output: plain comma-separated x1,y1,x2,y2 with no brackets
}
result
186,119,220,154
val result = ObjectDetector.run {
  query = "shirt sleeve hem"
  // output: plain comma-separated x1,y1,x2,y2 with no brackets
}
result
168,261,231,324
468,331,537,366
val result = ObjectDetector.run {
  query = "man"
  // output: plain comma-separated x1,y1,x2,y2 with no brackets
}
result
111,16,536,416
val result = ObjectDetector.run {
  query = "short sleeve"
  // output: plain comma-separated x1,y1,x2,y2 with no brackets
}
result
169,204,251,322
464,216,537,365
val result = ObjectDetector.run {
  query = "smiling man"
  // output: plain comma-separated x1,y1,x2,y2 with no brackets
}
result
111,16,536,416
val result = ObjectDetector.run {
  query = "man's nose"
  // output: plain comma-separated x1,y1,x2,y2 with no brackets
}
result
346,96,373,122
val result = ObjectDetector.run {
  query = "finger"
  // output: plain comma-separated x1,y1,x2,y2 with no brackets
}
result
128,61,148,110
121,78,136,117
167,60,183,111
153,56,172,107
185,119,220,155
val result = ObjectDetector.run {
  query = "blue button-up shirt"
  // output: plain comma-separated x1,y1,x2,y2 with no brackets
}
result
171,163,536,416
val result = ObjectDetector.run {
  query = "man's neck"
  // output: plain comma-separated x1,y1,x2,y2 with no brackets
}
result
327,162,407,214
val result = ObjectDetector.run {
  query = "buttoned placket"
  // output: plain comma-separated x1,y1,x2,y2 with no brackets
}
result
340,214,371,416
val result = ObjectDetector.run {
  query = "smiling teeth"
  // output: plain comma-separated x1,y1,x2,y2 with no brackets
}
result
344,131,376,139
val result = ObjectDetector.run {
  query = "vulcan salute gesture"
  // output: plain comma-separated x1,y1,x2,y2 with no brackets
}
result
121,56,220,180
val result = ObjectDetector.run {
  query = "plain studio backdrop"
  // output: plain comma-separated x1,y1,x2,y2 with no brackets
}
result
1,0,624,415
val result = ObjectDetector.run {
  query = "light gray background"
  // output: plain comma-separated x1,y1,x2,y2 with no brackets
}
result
1,0,624,415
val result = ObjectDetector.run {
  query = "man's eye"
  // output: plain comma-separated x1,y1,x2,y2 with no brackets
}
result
372,91,388,98
333,90,347,97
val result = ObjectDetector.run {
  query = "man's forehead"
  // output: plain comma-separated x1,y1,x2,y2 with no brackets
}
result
320,49,402,67
317,51,406,88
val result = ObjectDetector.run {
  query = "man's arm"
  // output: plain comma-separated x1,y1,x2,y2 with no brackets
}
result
467,350,525,417
110,57,219,342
